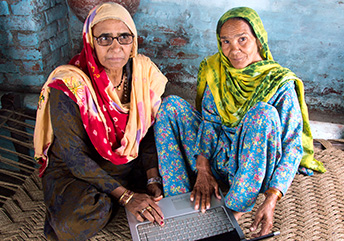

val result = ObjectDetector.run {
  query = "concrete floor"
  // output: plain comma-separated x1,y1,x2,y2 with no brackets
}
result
310,120,344,139
308,110,344,139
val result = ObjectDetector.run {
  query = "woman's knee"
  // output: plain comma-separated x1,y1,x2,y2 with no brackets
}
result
45,186,113,240
48,201,112,240
244,102,280,127
160,95,189,110
157,95,194,120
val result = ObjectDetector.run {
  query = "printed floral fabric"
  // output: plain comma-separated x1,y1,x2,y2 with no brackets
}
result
196,7,325,172
155,81,303,212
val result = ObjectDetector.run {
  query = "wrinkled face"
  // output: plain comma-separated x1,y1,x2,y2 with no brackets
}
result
92,19,133,72
219,18,263,69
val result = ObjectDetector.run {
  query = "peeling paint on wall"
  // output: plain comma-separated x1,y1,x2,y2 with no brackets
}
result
0,0,343,117
133,0,344,116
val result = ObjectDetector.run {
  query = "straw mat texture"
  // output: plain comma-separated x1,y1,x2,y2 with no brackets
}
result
239,140,344,241
0,106,343,240
0,141,343,240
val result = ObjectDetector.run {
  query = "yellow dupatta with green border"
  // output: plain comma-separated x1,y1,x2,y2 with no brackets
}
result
196,7,326,173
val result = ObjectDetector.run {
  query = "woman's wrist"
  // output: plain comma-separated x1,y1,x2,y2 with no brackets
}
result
146,167,159,179
147,176,162,186
111,186,134,206
118,189,134,206
196,155,211,173
264,187,282,201
146,167,162,186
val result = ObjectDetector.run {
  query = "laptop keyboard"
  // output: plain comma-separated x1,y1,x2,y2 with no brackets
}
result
137,206,234,241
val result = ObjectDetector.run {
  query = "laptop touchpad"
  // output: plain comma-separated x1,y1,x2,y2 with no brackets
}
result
171,193,194,210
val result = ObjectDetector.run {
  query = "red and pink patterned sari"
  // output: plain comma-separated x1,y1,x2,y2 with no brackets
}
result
34,3,168,176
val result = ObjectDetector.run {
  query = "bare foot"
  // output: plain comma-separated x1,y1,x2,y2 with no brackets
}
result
232,210,244,221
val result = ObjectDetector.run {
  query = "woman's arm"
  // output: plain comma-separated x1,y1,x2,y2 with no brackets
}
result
191,85,223,211
50,88,165,225
139,127,163,201
49,88,121,194
267,81,303,195
250,81,303,237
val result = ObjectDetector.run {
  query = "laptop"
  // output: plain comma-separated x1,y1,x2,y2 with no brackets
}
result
125,191,246,241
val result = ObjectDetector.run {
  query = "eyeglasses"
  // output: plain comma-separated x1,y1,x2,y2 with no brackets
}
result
93,33,134,46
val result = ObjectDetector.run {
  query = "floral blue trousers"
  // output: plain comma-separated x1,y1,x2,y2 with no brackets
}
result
154,95,299,212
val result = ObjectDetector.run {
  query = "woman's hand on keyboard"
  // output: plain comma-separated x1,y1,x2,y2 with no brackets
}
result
126,193,165,226
191,155,221,213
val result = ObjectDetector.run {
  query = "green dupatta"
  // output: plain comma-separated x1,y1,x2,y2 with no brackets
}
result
196,7,326,173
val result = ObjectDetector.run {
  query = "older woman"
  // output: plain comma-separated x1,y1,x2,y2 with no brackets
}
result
154,7,325,238
34,3,167,240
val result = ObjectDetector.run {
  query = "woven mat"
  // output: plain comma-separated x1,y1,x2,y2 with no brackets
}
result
239,141,344,241
0,142,343,240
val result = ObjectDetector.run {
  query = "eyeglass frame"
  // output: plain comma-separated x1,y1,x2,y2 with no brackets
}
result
93,33,135,46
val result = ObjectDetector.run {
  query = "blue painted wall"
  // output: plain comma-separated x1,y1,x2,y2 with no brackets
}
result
1,0,343,118
132,0,344,116
0,0,71,94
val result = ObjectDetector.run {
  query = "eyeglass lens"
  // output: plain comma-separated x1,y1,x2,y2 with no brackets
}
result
95,34,134,46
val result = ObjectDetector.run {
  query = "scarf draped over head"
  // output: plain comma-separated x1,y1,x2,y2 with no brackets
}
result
34,3,167,176
196,7,325,173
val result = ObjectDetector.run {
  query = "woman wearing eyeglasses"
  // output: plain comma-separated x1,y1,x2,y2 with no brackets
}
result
34,3,167,240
